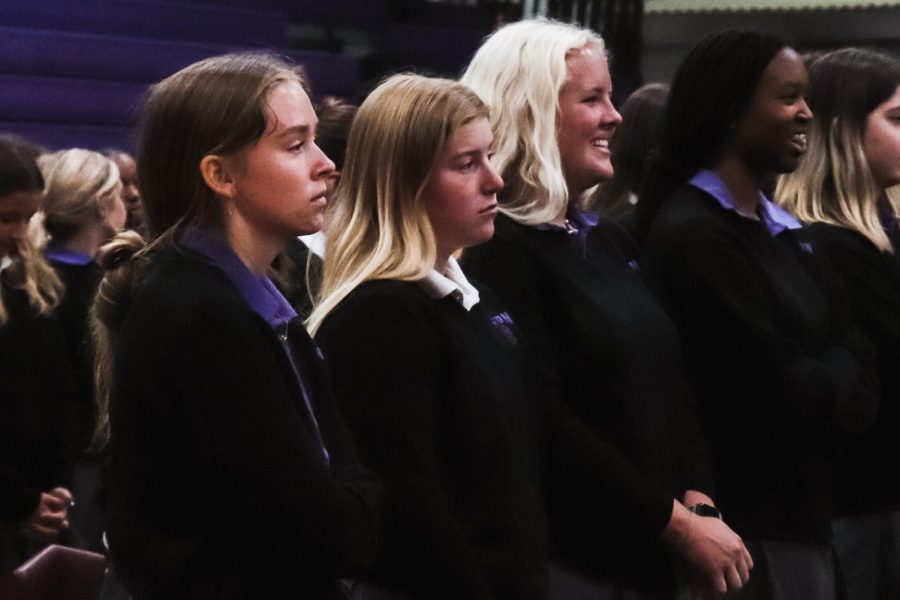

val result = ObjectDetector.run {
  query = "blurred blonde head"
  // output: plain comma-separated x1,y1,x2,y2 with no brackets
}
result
40,148,122,244
777,48,900,252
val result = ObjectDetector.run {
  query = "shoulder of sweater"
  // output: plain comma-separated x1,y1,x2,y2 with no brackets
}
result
649,185,746,248
806,222,880,253
323,279,436,331
128,246,256,331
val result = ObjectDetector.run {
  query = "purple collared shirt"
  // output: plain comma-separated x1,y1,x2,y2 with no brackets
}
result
688,169,802,237
535,205,600,239
180,228,329,463
46,245,94,266
180,229,297,330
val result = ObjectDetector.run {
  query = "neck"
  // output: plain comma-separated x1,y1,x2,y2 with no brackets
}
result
548,203,570,228
59,224,107,257
434,251,451,275
224,218,283,277
710,156,764,220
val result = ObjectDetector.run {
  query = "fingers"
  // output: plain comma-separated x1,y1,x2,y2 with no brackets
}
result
47,487,74,507
724,565,743,593
736,549,752,584
35,508,68,529
742,542,754,571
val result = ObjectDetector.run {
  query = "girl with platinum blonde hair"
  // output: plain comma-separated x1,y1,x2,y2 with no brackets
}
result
776,47,900,600
462,18,752,599
459,18,604,224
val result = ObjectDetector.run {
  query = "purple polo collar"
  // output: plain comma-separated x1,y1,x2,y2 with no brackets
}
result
534,205,600,236
179,228,297,330
45,245,94,266
689,169,802,236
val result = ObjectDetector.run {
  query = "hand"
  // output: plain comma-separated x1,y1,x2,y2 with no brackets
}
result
19,487,74,543
663,501,752,599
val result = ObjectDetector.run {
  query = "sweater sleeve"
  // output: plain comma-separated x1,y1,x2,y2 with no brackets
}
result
657,228,878,439
115,294,383,577
464,236,674,541
315,290,496,600
817,230,900,357
597,220,716,499
0,468,40,522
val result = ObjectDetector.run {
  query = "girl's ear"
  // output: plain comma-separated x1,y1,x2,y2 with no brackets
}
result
199,155,237,200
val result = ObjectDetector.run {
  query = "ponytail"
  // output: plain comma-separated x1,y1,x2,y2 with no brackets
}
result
90,230,150,449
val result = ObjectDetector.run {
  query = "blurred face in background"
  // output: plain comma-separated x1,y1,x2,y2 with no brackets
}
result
110,152,145,231
100,185,128,238
0,191,40,258
864,85,900,190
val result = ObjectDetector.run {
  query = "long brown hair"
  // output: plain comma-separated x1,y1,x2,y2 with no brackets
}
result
91,52,308,448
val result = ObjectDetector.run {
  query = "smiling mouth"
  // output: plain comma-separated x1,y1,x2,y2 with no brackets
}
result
592,139,610,149
791,132,808,152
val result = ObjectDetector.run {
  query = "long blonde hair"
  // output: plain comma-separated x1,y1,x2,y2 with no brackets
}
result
460,18,605,225
306,74,488,335
777,48,900,253
91,52,309,449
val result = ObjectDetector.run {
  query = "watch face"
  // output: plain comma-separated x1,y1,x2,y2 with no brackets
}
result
689,504,722,519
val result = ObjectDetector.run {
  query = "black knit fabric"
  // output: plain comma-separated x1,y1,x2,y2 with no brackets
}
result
806,223,900,515
642,185,879,543
463,214,710,592
316,280,547,600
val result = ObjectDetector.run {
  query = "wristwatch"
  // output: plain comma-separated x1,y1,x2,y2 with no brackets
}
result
688,503,722,520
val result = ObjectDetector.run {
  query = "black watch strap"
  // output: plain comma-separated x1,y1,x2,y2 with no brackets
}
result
688,503,722,520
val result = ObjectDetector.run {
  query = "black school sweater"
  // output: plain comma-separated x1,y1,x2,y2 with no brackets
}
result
806,223,900,515
642,184,879,543
0,273,78,521
105,245,382,600
462,214,711,592
316,280,547,600
50,260,102,453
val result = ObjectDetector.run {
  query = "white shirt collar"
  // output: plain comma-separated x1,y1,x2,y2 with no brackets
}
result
298,231,326,258
417,257,480,311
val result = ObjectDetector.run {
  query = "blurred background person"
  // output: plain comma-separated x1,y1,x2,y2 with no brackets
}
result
588,82,669,231
0,136,76,571
776,47,900,600
103,150,145,237
39,148,126,553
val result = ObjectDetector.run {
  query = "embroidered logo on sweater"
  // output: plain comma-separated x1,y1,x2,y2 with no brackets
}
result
490,312,518,346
